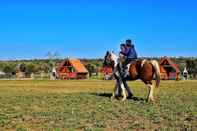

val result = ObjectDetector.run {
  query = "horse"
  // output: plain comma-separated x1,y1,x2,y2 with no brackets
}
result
104,51,161,102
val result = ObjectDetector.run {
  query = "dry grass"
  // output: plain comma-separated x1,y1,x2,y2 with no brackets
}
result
0,80,196,130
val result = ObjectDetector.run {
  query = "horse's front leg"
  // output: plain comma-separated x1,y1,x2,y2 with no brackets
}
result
115,80,122,97
119,80,127,101
111,83,116,100
111,71,122,100
111,80,119,100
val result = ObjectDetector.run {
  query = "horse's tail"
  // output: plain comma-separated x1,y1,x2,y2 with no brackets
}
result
151,60,161,88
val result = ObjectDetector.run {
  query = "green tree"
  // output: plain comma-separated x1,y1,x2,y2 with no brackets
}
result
3,64,15,78
26,63,36,74
85,64,95,77
186,60,197,79
39,63,51,73
19,63,26,72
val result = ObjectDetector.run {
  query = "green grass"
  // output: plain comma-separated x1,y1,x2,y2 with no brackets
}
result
0,80,196,130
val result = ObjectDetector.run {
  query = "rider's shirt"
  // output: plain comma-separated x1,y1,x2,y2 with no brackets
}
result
125,45,138,59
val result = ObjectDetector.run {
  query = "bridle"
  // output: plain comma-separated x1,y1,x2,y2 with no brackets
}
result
104,52,113,65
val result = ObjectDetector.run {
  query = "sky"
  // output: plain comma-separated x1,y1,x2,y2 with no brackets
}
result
0,0,196,60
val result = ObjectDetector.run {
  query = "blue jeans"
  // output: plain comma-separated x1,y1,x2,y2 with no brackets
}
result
121,58,137,77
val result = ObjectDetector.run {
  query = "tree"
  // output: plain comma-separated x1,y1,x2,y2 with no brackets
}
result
3,64,15,78
85,64,96,77
186,60,197,79
45,51,60,71
3,65,12,74
26,63,36,74
19,63,26,72
39,63,51,73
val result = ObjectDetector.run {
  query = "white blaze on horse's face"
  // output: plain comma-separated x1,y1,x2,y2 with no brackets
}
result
109,52,118,67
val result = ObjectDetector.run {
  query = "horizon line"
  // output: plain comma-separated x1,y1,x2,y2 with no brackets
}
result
0,56,196,61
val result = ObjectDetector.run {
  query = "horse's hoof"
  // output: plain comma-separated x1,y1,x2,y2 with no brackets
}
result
122,97,127,101
147,98,155,102
111,96,117,101
111,96,115,101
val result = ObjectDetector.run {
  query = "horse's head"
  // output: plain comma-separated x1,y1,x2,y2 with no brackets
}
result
103,51,118,68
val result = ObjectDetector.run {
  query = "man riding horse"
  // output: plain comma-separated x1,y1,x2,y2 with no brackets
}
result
120,39,138,78
104,39,160,102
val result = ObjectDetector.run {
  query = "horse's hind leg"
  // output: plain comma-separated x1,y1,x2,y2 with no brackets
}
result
111,81,121,100
146,84,155,102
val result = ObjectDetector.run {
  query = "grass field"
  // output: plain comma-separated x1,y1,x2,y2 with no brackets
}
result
0,80,196,131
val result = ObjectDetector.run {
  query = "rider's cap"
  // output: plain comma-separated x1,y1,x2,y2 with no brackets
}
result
126,39,132,46
120,43,126,47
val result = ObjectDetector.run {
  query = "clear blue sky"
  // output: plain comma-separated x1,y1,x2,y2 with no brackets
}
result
0,0,196,60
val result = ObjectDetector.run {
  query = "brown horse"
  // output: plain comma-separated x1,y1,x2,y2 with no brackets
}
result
104,51,161,102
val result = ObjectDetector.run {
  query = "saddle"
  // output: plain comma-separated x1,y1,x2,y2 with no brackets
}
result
119,59,139,79
127,60,139,78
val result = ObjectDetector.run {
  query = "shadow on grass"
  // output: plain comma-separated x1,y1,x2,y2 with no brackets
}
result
90,93,146,101
91,92,112,98
129,96,146,101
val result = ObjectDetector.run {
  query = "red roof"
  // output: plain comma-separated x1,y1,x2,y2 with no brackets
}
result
69,59,88,73
59,58,88,73
160,57,180,73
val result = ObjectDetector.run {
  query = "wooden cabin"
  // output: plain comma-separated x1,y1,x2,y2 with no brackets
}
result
57,58,89,79
160,57,180,80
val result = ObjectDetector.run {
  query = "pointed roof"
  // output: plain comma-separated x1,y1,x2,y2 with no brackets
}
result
160,57,180,73
59,58,88,73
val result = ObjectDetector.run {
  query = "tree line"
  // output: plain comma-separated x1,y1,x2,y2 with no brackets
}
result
0,57,196,79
